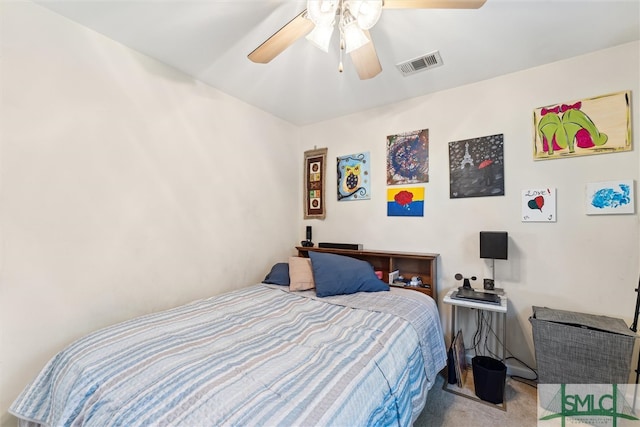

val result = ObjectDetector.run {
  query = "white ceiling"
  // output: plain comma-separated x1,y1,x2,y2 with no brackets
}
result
34,0,640,126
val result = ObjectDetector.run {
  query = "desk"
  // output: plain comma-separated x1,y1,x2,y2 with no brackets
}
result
443,288,507,361
442,288,508,409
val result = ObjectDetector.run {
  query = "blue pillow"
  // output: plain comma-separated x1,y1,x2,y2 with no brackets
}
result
309,252,390,297
262,263,290,285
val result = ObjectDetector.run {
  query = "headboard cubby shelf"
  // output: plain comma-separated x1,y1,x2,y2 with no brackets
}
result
296,246,439,302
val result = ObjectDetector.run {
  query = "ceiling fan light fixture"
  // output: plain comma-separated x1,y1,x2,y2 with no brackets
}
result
306,24,335,52
351,0,383,30
306,0,339,26
342,20,370,53
250,0,486,79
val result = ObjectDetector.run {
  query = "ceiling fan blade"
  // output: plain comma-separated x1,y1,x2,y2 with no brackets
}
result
349,31,382,80
383,0,486,9
248,10,314,64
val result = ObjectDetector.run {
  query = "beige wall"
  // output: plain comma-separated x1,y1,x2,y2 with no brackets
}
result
299,41,640,375
0,2,299,425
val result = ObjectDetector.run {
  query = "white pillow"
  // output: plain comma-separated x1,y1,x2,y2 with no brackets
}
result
288,256,315,291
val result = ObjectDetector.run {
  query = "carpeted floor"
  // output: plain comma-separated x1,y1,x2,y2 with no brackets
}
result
414,372,538,427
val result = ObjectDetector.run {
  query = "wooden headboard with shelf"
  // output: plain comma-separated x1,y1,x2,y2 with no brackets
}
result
295,246,439,301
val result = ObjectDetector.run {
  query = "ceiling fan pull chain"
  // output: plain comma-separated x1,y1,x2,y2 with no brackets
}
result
339,0,345,73
339,37,345,73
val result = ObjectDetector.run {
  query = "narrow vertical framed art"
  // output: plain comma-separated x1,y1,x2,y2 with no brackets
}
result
303,148,327,220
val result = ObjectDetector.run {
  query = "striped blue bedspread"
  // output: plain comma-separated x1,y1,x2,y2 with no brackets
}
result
11,285,446,427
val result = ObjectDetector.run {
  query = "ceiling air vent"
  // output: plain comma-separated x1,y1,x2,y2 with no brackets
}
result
396,51,443,76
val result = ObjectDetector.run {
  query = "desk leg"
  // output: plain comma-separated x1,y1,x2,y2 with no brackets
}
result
502,311,507,363
450,305,456,342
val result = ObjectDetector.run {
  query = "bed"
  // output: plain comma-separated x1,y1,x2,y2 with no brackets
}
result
11,253,447,427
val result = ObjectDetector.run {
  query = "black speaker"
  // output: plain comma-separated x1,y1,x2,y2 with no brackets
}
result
480,231,508,260
318,243,363,250
301,226,313,247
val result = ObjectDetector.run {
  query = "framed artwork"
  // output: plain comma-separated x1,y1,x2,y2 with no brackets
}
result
337,152,370,201
522,188,556,222
303,147,327,219
386,129,429,185
452,330,468,387
533,90,632,160
387,187,424,217
585,180,635,215
449,134,505,199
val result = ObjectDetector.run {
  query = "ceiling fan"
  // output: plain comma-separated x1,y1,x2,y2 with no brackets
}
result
248,0,486,80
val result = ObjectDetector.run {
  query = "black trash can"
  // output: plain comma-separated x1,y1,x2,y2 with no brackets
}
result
472,356,506,404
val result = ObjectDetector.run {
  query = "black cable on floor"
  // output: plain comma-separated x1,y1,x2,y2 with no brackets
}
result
470,307,539,386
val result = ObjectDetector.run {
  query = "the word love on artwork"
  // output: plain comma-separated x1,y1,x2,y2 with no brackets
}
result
522,188,556,222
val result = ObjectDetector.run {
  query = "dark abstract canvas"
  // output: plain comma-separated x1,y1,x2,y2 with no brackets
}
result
449,134,504,199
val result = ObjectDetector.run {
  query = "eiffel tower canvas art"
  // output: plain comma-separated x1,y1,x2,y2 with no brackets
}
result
449,134,505,199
